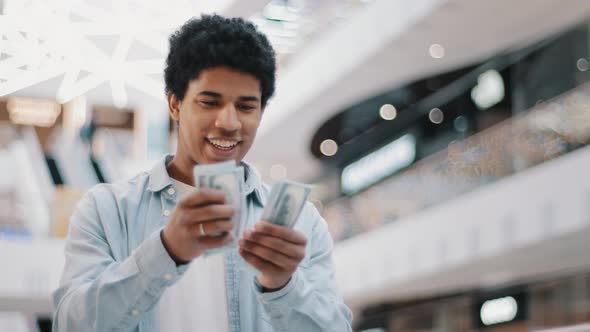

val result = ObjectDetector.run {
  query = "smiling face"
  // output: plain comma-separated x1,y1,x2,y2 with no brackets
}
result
168,66,263,169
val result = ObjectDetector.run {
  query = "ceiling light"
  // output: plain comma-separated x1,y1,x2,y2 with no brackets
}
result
429,108,444,124
263,2,300,22
453,115,468,132
341,134,416,195
577,58,589,72
379,104,397,120
285,0,305,13
471,69,505,109
480,296,518,326
429,43,445,59
320,139,338,156
6,97,61,127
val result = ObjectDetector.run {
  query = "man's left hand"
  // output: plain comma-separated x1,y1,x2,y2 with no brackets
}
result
239,221,307,290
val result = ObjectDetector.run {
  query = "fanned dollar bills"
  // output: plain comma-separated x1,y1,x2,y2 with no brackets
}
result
261,180,311,228
193,161,245,255
243,180,312,276
193,161,312,262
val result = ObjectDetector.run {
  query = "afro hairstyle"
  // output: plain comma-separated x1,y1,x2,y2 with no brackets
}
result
164,14,276,108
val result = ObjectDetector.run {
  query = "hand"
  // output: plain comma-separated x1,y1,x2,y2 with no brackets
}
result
162,188,235,262
239,221,307,289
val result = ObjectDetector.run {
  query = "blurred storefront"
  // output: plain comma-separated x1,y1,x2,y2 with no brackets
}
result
356,272,590,332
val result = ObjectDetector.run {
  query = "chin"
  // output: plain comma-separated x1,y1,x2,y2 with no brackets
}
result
201,155,241,164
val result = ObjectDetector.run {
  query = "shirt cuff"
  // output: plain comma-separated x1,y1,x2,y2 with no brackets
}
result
254,277,291,293
253,270,303,307
160,230,191,266
133,227,190,294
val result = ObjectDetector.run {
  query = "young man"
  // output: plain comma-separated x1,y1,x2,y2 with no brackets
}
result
53,14,352,332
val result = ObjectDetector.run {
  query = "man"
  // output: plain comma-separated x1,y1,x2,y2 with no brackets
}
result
53,14,353,332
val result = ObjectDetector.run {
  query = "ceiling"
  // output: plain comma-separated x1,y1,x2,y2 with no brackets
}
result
3,0,590,184
1,0,370,105
0,0,268,105
247,0,590,183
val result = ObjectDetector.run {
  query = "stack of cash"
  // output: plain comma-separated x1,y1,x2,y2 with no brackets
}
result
193,161,245,255
193,161,312,258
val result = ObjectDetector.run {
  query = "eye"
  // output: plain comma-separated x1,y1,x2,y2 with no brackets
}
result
200,100,219,107
237,104,256,112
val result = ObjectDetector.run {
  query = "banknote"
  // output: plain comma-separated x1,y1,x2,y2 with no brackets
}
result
193,161,245,254
193,160,235,179
242,180,312,275
261,180,311,228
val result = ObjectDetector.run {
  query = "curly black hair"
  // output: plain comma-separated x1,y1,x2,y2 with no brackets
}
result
164,14,276,108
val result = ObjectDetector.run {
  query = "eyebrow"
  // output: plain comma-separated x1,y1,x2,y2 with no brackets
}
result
197,91,260,102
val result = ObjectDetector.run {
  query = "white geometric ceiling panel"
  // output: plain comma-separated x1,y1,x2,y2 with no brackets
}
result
0,0,235,106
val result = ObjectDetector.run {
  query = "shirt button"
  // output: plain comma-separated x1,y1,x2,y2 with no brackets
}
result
164,273,173,281
132,309,140,316
167,188,175,196
163,209,170,217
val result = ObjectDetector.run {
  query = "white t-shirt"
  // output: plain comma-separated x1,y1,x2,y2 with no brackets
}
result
159,179,229,332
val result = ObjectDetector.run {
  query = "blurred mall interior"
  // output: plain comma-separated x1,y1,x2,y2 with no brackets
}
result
1,0,590,331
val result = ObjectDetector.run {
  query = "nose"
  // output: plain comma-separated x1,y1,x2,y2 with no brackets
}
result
214,104,242,132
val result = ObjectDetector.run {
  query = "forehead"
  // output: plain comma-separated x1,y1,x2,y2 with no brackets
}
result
186,66,262,98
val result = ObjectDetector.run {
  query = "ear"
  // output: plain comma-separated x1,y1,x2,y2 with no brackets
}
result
167,92,181,121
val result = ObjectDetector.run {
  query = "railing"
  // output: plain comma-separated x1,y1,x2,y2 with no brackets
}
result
533,324,590,332
324,82,590,242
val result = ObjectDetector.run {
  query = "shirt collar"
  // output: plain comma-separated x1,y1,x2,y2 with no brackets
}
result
147,154,174,193
240,160,267,207
147,154,267,206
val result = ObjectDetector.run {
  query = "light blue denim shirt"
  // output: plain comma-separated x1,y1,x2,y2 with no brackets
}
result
52,155,352,332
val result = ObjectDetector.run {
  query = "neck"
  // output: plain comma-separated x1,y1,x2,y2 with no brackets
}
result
167,154,195,186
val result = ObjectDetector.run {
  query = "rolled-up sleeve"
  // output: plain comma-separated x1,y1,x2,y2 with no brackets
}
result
253,204,353,331
52,188,188,332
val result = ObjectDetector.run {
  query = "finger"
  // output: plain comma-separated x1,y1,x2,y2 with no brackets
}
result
239,248,280,273
178,188,225,208
192,219,234,237
242,230,305,260
181,204,235,225
200,233,234,249
253,221,307,245
239,239,297,270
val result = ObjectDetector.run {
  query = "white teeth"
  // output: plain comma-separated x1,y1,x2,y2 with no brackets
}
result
208,138,239,149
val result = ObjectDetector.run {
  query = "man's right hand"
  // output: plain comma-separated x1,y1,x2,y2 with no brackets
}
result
162,188,235,262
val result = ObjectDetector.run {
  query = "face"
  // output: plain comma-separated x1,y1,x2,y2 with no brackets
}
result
168,66,263,166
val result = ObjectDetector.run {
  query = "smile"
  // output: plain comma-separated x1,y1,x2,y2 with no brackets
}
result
206,137,241,151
